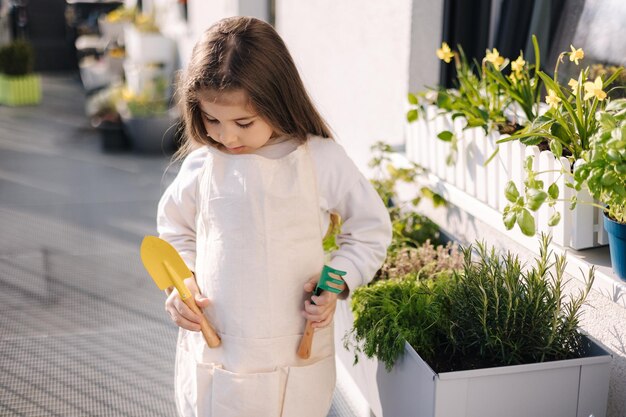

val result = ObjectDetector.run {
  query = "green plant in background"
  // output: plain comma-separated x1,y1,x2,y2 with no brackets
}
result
407,41,538,166
499,52,623,160
368,141,445,251
347,234,594,372
572,98,626,223
118,75,169,117
499,44,624,236
104,5,136,23
376,240,463,282
0,39,35,76
323,143,446,255
589,63,626,100
483,35,542,124
134,11,160,33
431,45,509,135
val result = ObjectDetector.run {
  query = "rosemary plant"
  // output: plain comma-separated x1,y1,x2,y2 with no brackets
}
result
347,234,594,373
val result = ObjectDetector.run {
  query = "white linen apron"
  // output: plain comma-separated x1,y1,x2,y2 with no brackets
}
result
174,143,336,417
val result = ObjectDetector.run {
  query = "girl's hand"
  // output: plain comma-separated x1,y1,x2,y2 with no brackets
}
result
164,277,211,332
302,276,346,328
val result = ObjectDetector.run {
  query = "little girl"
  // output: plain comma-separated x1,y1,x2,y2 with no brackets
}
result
157,16,391,417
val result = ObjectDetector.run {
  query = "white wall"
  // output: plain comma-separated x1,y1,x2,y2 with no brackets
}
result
182,0,269,69
276,1,415,173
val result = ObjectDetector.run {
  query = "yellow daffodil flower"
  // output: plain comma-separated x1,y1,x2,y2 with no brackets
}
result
583,77,607,101
436,42,454,63
569,45,584,65
485,48,505,67
568,78,579,95
511,55,526,73
545,89,562,109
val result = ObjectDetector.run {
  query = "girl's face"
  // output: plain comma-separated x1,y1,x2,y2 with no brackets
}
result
198,89,276,154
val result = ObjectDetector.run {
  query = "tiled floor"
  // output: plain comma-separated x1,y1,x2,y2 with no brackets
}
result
0,74,367,417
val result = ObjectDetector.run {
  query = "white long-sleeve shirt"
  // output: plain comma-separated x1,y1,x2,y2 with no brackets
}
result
157,136,392,295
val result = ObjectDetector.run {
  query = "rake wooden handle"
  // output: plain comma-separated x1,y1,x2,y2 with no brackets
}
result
183,297,221,348
297,320,315,359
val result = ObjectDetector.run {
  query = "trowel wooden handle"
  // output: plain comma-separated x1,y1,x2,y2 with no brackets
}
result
297,320,315,359
183,297,221,348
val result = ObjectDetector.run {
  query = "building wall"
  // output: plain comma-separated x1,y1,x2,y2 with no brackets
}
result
276,1,414,173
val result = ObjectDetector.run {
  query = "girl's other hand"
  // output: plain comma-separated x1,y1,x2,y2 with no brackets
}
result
302,277,345,328
164,277,211,332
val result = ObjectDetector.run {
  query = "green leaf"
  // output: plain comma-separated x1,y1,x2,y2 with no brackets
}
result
526,189,548,211
466,118,486,128
503,210,516,230
549,139,563,157
548,183,559,200
407,109,418,123
408,93,418,105
550,122,569,144
548,211,561,226
504,181,520,203
521,136,543,146
517,209,536,236
437,131,454,142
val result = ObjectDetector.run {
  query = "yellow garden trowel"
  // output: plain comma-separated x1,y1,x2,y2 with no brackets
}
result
140,236,221,348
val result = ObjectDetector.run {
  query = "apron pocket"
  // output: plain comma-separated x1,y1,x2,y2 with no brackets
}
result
196,362,219,417
212,366,284,417
281,355,336,417
175,343,220,417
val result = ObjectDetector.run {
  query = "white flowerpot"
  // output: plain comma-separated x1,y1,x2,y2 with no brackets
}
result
78,57,112,91
335,302,611,417
98,15,127,43
124,25,176,68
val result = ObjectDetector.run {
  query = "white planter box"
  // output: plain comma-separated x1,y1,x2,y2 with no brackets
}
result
406,105,607,250
98,16,128,43
335,302,612,417
124,26,176,67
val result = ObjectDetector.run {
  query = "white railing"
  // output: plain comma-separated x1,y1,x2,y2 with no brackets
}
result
405,106,607,250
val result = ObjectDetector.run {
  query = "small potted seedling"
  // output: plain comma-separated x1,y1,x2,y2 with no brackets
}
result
0,39,41,106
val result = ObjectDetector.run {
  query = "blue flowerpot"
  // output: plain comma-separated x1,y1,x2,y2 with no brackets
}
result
603,213,626,281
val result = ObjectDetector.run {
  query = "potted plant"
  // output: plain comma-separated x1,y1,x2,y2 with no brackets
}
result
98,6,135,43
0,39,41,106
86,85,129,152
332,143,454,416
498,45,624,239
117,76,179,154
572,99,626,280
344,234,611,417
404,38,624,251
124,11,176,69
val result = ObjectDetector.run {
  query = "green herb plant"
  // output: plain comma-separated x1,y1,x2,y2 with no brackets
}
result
347,234,594,373
572,99,626,224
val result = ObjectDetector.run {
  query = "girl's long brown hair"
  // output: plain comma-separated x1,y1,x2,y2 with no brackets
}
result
175,16,332,158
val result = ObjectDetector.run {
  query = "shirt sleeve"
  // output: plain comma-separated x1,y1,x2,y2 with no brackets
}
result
156,147,207,272
310,138,392,296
